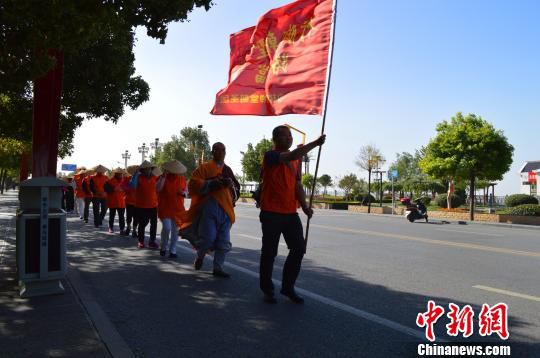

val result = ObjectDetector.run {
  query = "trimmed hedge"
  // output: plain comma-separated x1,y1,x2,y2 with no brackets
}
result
506,204,540,216
436,194,465,208
504,194,539,207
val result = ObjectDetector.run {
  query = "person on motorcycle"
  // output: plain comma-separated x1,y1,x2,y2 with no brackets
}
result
415,198,428,223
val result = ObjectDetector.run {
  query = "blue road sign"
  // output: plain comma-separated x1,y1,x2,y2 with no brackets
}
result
61,164,77,171
388,169,398,180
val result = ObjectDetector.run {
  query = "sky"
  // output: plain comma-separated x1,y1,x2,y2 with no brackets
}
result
60,0,540,195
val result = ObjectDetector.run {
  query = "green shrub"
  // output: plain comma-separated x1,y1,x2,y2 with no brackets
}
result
504,194,539,207
329,202,349,210
421,197,431,206
436,194,465,208
354,193,375,204
506,204,540,216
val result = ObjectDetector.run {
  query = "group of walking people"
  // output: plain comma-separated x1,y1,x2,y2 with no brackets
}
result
64,126,325,303
70,160,188,256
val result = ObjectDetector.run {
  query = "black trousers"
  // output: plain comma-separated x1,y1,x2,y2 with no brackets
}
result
259,211,305,294
65,188,74,212
84,198,92,221
125,204,138,233
109,208,126,231
92,198,107,226
137,207,157,243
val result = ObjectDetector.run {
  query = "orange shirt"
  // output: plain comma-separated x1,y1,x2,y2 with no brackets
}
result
158,174,186,219
260,150,300,214
91,173,108,199
182,160,235,226
123,176,136,206
83,176,93,199
106,177,126,208
135,174,158,208
74,174,86,198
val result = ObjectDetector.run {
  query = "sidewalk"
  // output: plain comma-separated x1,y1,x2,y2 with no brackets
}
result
0,191,110,357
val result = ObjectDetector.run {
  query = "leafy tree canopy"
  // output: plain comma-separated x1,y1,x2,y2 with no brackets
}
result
419,112,514,219
317,174,333,195
153,126,211,177
241,138,273,182
0,137,29,170
338,174,359,200
302,173,315,190
419,113,514,182
0,0,213,156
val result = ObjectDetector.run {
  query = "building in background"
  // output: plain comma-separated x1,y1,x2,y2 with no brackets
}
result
519,161,539,196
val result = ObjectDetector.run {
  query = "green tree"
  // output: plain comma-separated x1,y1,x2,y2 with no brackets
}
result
302,173,315,193
0,1,213,157
338,174,359,201
0,137,29,193
153,126,211,177
355,144,384,211
241,138,273,182
350,178,368,201
419,112,514,220
317,174,333,195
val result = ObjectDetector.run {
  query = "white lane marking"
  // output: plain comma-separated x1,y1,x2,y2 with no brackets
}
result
435,228,503,237
473,285,540,302
234,233,287,247
175,244,440,342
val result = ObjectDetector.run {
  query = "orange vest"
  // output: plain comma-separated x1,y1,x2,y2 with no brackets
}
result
123,176,136,205
74,174,86,198
83,176,93,198
260,151,300,214
158,174,186,220
106,177,126,208
91,174,108,199
135,174,158,208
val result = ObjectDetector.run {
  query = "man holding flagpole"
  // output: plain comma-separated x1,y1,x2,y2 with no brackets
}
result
210,0,336,301
259,126,325,304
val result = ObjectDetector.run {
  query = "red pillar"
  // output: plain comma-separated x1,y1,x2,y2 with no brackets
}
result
19,151,31,182
32,50,64,177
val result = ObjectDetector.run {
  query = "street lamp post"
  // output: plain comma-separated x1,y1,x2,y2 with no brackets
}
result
195,125,203,165
138,143,148,162
150,137,161,158
240,150,246,193
121,150,131,169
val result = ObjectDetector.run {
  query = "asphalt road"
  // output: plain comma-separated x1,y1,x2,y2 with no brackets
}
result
67,203,540,357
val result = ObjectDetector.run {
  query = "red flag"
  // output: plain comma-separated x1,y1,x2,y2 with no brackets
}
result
211,0,334,116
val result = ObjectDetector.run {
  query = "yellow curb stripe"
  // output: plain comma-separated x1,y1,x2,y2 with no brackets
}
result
473,285,540,302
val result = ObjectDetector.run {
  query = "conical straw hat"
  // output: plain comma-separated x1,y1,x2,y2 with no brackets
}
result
152,167,162,176
162,160,187,174
126,165,139,175
112,167,126,174
139,160,155,169
93,164,108,173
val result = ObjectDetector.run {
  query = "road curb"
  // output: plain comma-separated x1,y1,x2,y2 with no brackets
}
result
349,211,540,230
67,264,134,358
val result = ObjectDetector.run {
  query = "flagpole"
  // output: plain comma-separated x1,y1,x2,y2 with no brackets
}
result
305,0,338,253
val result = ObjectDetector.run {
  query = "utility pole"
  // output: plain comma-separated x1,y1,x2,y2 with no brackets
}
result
121,150,131,169
196,125,203,165
138,143,148,162
150,137,161,158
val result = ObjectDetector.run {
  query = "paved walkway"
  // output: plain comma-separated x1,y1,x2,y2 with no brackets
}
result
0,191,110,357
